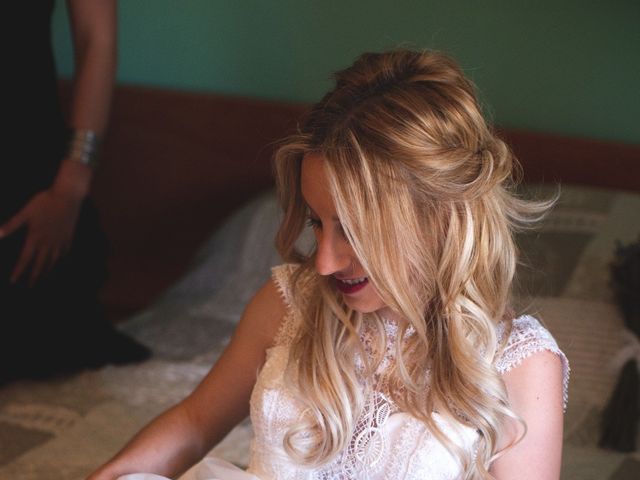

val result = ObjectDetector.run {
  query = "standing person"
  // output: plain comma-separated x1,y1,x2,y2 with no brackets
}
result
0,0,150,385
88,49,568,480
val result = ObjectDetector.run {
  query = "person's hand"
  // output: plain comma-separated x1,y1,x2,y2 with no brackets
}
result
0,160,91,286
0,187,83,286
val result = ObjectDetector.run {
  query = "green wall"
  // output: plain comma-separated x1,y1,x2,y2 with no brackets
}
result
53,1,640,144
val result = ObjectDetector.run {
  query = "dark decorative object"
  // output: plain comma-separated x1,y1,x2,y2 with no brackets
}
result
600,236,640,452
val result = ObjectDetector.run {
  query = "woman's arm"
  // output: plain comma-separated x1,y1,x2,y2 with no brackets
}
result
0,0,117,284
489,351,564,480
56,0,117,196
87,279,286,480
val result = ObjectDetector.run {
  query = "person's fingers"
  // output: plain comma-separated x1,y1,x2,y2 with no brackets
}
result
29,246,51,287
11,235,36,283
44,244,67,279
0,210,27,239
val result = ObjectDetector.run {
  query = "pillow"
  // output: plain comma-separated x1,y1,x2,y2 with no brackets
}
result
515,184,640,302
121,189,314,361
121,190,283,359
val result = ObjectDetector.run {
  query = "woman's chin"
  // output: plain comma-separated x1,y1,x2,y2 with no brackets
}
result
341,290,387,314
331,275,388,314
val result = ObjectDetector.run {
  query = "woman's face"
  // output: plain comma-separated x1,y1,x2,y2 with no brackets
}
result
301,153,390,315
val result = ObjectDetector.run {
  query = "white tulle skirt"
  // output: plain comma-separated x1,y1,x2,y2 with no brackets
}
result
118,457,259,480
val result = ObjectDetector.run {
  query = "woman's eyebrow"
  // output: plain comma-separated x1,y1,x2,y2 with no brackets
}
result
301,178,343,221
303,202,341,222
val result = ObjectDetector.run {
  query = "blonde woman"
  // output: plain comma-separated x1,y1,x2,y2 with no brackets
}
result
88,49,569,480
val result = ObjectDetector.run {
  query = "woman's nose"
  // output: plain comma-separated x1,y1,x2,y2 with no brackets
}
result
314,231,349,276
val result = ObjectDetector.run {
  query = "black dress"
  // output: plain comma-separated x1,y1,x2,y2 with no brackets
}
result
0,1,150,384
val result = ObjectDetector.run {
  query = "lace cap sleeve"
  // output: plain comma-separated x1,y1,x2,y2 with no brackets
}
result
495,315,570,409
271,264,304,346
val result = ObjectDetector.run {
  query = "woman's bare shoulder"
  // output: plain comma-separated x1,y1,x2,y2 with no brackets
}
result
233,278,288,352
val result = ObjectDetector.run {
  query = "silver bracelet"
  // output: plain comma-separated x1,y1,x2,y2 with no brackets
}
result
67,129,101,169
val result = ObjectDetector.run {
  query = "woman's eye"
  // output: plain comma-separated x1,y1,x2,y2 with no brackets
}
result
306,217,322,229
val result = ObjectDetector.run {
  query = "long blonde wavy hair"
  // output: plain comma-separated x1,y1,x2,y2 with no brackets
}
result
273,49,552,478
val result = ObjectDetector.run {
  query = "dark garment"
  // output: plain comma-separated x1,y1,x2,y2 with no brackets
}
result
0,1,150,384
2,0,67,214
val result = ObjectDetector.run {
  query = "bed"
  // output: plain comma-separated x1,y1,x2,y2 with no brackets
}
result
0,84,639,480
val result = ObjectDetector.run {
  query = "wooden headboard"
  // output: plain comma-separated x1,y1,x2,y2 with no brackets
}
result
61,83,640,320
500,129,640,192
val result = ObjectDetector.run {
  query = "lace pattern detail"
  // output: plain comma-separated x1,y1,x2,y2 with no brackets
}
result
271,264,304,347
250,265,570,479
495,315,570,409
312,391,395,480
387,418,421,479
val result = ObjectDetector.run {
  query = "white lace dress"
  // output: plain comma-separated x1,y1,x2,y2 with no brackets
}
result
121,264,569,480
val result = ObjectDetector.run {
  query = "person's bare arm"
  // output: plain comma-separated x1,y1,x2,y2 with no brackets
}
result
0,0,117,284
87,279,286,480
490,351,564,480
54,0,117,198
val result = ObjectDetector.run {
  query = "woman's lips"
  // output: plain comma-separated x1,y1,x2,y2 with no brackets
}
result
334,276,369,294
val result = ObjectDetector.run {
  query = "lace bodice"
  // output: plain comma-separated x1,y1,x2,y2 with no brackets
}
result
246,264,570,480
